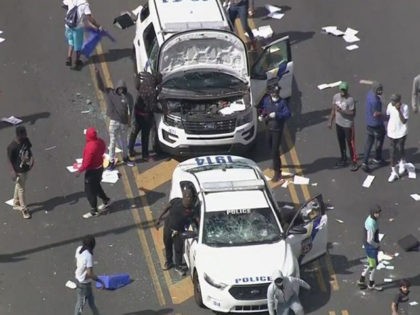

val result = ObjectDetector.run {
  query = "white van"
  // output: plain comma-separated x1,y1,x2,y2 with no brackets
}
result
114,0,293,155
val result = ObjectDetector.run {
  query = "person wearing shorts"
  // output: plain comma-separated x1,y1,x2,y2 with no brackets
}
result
357,205,383,291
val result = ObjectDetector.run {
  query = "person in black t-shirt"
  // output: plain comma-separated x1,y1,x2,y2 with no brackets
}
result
391,279,411,315
156,185,197,276
7,126,34,219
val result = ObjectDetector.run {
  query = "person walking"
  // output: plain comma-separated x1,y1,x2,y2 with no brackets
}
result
155,185,197,276
328,81,358,171
7,126,34,219
63,0,102,69
76,127,111,219
357,205,383,291
391,279,411,315
225,0,257,50
267,270,311,315
74,235,105,315
411,74,420,113
361,82,386,172
386,94,409,183
259,85,291,182
128,72,157,161
95,67,134,170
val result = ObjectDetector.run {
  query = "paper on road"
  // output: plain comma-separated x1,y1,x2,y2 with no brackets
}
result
265,4,284,19
66,165,79,173
0,38,5,43
362,175,375,188
251,25,274,39
65,280,77,289
384,278,393,283
378,251,393,261
405,163,416,178
359,79,374,85
346,44,359,51
410,193,420,201
409,301,418,306
317,81,343,90
102,170,119,184
293,175,310,185
5,199,14,206
321,26,344,36
343,34,360,43
1,116,22,125
379,233,385,241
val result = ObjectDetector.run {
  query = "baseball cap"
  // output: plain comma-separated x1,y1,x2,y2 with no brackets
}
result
339,81,349,91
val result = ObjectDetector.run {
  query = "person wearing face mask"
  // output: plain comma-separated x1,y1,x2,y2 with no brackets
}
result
259,85,291,182
267,270,310,315
328,81,358,171
96,67,134,170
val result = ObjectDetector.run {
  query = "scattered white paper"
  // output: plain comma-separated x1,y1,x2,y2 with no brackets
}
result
384,278,393,283
102,170,119,184
264,175,271,181
1,116,22,125
75,158,83,164
343,34,360,43
311,182,318,186
379,233,385,241
0,38,5,43
409,301,418,306
44,146,56,151
268,12,284,20
282,205,294,210
362,175,375,188
359,79,373,85
394,252,399,257
81,110,91,114
321,26,344,36
83,129,87,135
0,31,3,34
376,262,385,270
265,4,284,19
335,219,344,224
378,251,393,261
328,81,342,88
66,165,79,173
317,84,330,90
346,44,359,51
406,163,416,178
251,25,274,39
381,260,390,265
281,180,289,188
327,206,335,210
5,199,14,206
293,175,310,185
115,147,122,153
344,27,359,35
385,265,394,270
410,194,420,201
65,280,77,289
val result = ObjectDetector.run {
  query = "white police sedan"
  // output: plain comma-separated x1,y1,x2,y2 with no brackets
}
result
169,155,328,313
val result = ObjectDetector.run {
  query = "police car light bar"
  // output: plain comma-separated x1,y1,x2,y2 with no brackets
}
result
201,179,265,192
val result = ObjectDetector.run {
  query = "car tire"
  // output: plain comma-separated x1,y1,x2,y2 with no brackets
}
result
193,272,204,308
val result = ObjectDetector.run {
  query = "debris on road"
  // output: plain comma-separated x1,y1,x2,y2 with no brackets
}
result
293,175,310,185
335,219,344,224
1,116,22,125
317,81,342,90
362,175,375,188
410,193,420,201
265,4,284,20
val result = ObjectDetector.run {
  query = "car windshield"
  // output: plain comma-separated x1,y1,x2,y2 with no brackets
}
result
203,207,282,247
163,71,246,92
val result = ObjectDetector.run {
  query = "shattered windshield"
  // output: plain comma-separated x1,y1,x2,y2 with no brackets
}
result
163,71,246,92
203,207,281,247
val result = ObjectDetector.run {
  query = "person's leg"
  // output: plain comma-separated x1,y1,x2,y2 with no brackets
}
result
15,172,28,209
141,116,152,158
399,135,406,162
74,285,86,315
84,170,98,212
345,125,358,163
389,138,398,167
65,27,74,65
108,120,117,164
237,2,254,40
120,123,129,159
85,285,100,315
288,295,305,315
374,125,386,161
73,27,84,66
363,127,375,164
173,233,184,267
228,5,239,26
276,303,290,315
163,226,174,268
270,131,281,177
128,119,141,155
335,124,347,163
94,168,108,202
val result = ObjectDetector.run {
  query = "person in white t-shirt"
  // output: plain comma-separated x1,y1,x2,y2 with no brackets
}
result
386,94,409,182
62,0,102,69
74,235,104,315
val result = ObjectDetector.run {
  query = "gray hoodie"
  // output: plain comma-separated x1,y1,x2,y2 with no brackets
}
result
412,74,420,112
267,270,310,315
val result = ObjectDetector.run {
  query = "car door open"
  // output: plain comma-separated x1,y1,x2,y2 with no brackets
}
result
250,36,293,105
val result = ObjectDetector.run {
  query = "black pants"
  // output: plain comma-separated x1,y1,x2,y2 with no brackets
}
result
228,0,254,40
84,168,108,210
335,124,357,163
163,225,183,266
363,125,385,164
389,136,406,166
128,115,152,158
267,126,284,175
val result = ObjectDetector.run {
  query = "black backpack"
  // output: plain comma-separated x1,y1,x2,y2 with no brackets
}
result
18,142,34,170
65,4,79,28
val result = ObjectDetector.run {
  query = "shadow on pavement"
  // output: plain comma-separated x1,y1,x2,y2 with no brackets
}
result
0,112,50,130
123,309,174,315
28,191,85,214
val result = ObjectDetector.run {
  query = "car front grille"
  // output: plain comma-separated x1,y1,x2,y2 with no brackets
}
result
184,118,236,134
229,283,270,300
233,304,268,312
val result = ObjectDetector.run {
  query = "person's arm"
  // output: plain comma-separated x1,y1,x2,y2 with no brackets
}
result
294,277,311,290
339,98,355,116
6,145,17,179
366,226,379,248
77,149,93,173
155,202,172,229
266,284,276,315
373,99,383,117
328,100,336,128
85,14,102,30
275,99,291,120
86,267,105,288
396,104,408,124
391,293,400,315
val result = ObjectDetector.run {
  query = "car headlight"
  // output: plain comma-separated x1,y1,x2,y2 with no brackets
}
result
236,109,253,126
204,273,228,290
164,114,183,128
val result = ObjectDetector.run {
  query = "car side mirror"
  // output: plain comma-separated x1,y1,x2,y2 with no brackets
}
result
289,225,307,235
181,231,197,239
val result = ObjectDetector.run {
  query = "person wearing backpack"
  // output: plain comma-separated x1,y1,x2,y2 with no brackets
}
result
258,85,291,183
62,0,102,69
7,126,34,219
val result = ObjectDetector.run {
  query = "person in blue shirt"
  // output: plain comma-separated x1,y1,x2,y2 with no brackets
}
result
259,86,291,182
361,82,386,172
357,205,383,291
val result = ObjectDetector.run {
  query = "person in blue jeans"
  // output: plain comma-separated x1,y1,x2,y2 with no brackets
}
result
227,0,257,49
361,82,386,172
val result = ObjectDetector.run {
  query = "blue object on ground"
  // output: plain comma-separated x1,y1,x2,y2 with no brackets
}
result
96,273,131,290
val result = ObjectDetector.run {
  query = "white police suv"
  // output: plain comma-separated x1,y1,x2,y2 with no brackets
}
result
169,155,328,313
114,0,293,155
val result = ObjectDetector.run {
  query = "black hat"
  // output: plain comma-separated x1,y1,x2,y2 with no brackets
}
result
269,85,281,95
370,204,382,215
390,93,401,103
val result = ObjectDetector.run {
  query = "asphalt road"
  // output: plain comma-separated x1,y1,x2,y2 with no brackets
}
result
1,0,420,314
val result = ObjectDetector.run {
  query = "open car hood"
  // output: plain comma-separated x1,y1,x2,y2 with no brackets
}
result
157,30,249,85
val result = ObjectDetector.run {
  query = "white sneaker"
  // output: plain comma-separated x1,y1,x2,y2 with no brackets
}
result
398,160,406,175
98,199,111,211
82,211,99,219
388,171,399,182
368,283,383,291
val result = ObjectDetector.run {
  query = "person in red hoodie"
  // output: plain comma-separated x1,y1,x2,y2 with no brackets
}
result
76,127,110,219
